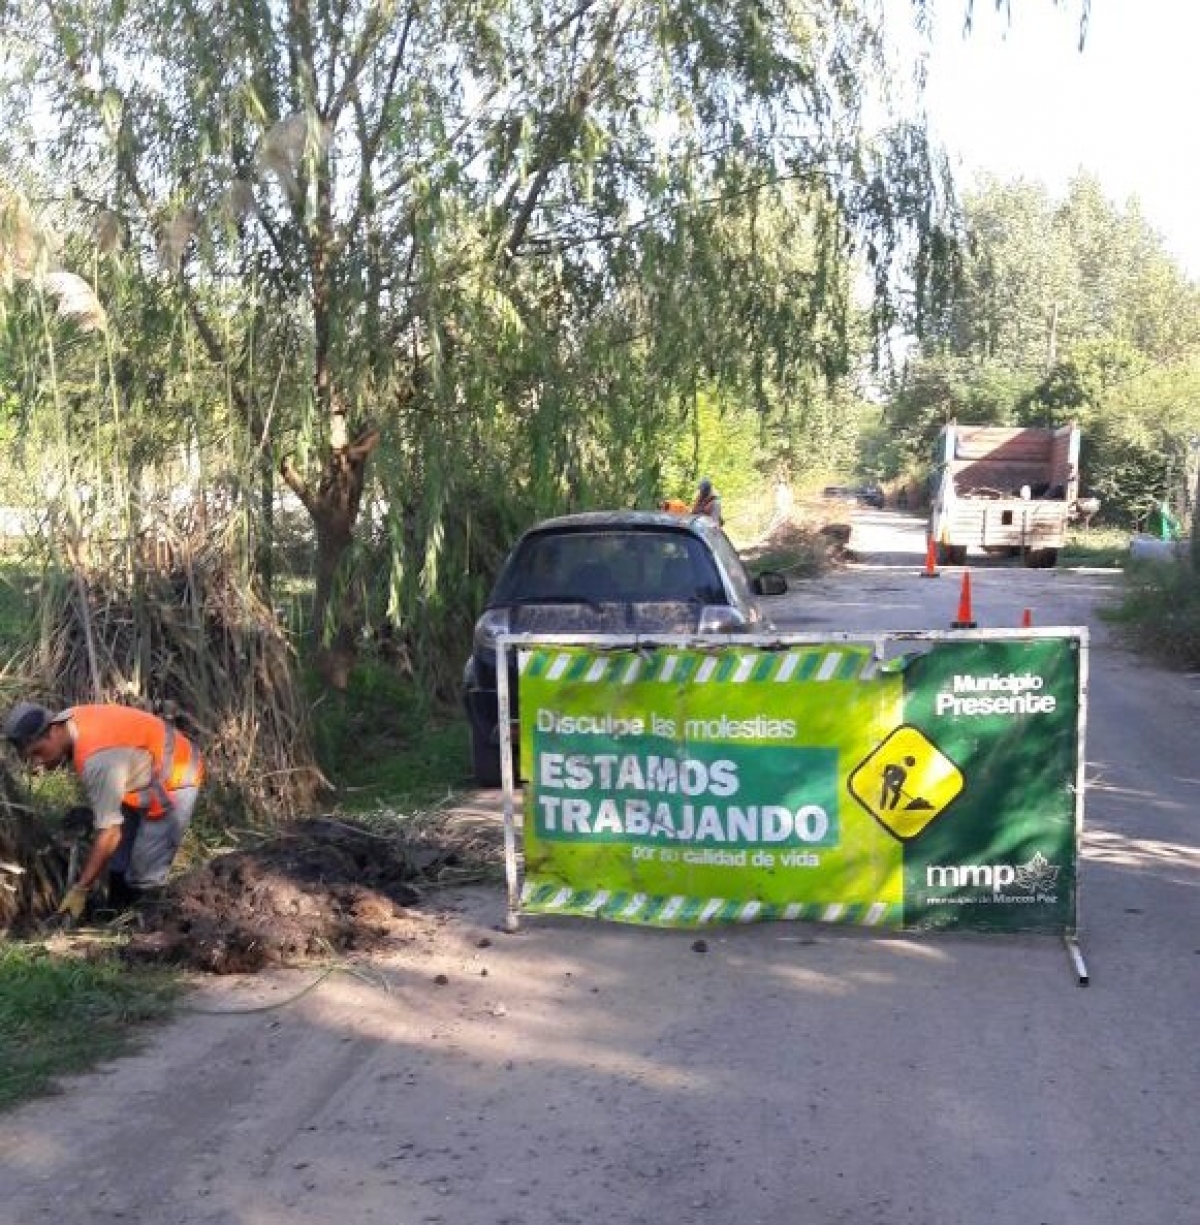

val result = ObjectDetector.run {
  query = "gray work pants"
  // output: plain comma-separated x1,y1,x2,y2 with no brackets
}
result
109,787,200,887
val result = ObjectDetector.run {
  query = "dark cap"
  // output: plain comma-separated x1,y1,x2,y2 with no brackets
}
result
698,478,713,494
3,702,67,752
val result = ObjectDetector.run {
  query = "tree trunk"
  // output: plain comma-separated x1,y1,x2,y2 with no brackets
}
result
281,412,380,690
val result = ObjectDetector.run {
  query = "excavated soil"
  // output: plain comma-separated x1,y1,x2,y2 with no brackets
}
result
116,812,506,974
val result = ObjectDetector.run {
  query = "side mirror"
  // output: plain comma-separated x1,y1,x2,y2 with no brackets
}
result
753,570,788,596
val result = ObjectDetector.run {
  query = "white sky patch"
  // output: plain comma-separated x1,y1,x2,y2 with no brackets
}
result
919,0,1200,278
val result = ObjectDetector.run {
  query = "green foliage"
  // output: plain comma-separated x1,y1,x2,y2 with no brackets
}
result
307,659,470,809
1106,560,1200,669
0,943,180,1110
1079,426,1184,528
1021,341,1200,521
880,353,1040,474
929,174,1199,368
657,389,766,513
0,557,36,655
1060,526,1128,568
895,174,1200,514
0,0,957,689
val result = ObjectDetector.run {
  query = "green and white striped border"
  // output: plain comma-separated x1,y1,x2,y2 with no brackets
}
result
518,644,882,686
520,881,902,928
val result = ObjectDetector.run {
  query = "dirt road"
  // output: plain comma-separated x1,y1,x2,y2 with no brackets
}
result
2,511,1197,1225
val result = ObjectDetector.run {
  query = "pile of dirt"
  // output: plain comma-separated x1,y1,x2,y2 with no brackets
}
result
121,812,505,974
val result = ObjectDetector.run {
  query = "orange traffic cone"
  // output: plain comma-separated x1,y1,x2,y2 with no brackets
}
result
951,570,977,629
921,535,940,579
1021,607,1033,629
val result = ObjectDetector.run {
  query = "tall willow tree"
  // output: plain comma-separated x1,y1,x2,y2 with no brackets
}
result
891,173,1200,518
1,0,954,685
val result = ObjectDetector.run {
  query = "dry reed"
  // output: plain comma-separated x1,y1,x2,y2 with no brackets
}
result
21,530,328,828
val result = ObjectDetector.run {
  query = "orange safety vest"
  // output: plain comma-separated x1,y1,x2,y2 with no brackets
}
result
661,497,689,514
66,705,204,819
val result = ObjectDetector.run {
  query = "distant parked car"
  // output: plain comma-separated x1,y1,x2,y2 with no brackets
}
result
462,510,789,786
822,483,884,509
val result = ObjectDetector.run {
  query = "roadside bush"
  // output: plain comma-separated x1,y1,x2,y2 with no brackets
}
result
741,509,842,578
1106,558,1200,668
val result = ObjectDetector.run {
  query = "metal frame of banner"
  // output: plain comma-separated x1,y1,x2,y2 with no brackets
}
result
496,626,1090,984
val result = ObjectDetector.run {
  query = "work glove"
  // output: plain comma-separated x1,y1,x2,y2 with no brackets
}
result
56,885,88,923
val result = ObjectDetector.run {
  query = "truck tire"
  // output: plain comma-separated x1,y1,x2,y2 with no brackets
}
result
1022,548,1059,569
936,543,966,566
470,725,502,788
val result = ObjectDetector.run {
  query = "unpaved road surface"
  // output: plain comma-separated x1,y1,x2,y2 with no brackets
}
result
3,511,1198,1225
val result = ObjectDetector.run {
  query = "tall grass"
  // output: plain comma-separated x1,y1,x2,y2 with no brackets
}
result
1106,557,1200,668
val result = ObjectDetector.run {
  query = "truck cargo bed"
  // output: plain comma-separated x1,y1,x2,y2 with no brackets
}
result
928,422,1080,568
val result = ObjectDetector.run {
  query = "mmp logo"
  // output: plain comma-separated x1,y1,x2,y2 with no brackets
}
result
926,851,1061,894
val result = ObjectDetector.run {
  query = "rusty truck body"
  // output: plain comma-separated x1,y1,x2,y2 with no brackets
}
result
928,422,1081,568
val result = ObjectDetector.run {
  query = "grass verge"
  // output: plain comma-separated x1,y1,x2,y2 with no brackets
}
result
1103,555,1200,668
0,942,181,1111
1061,526,1129,568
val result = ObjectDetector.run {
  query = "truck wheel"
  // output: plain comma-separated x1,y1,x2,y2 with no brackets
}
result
470,725,502,788
1022,548,1059,569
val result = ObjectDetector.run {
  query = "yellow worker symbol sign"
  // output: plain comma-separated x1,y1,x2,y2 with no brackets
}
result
848,724,965,841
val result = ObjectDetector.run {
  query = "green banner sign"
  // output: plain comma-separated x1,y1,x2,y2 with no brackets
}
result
516,636,1082,933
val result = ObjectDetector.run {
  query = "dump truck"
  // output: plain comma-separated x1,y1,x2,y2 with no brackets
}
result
928,421,1081,568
